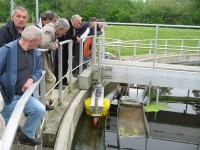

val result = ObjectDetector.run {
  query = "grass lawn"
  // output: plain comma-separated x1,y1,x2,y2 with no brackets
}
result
105,25,200,40
104,25,200,55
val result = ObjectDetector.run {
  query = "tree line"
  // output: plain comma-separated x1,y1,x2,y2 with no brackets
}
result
0,0,200,25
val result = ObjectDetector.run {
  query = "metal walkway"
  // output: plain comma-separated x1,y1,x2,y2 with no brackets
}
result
93,59,200,90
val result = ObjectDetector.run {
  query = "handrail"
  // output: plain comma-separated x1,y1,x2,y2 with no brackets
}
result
0,71,46,150
101,38,200,58
38,40,73,105
104,22,200,29
37,38,93,105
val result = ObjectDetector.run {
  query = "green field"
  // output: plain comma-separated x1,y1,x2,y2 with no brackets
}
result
104,25,200,55
105,25,200,40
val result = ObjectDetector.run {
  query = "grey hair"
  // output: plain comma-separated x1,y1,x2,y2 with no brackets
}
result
55,18,70,30
21,26,43,40
71,14,82,21
41,10,55,21
11,7,28,17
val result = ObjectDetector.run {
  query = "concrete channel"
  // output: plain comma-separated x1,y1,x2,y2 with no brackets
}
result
2,54,200,149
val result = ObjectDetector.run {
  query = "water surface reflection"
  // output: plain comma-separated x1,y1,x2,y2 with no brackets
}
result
72,88,200,150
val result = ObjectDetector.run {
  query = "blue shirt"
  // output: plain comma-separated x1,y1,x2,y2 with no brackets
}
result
0,40,42,104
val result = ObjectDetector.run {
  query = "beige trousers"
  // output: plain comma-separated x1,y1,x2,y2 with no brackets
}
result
45,70,56,104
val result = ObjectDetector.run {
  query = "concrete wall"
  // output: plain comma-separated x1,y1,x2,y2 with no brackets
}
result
139,54,200,64
54,82,117,150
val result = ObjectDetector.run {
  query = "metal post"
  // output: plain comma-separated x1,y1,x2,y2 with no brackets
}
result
117,41,121,60
98,38,102,83
148,84,151,106
187,89,190,97
34,85,43,150
79,38,83,74
156,87,159,105
92,23,97,65
98,38,103,59
102,26,105,58
133,42,136,58
36,0,39,23
136,84,139,102
181,40,184,55
164,40,168,55
68,41,73,92
153,25,159,69
149,40,152,55
198,40,200,54
10,0,14,16
58,45,63,104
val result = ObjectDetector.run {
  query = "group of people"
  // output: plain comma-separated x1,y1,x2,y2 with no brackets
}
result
0,6,106,146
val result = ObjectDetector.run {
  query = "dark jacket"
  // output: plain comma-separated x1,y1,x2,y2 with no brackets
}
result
64,20,78,42
77,22,90,36
77,22,102,37
0,20,22,48
58,20,78,56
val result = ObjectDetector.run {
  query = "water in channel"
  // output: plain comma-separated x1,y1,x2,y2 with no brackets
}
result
71,88,200,150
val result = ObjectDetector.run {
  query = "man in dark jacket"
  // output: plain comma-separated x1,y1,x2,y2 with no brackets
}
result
54,14,82,82
0,7,28,48
77,17,103,37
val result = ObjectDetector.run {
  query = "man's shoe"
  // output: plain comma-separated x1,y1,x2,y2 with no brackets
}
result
19,132,42,146
46,105,55,111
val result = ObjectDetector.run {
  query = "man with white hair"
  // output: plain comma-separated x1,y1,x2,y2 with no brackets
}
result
0,26,45,145
56,14,82,80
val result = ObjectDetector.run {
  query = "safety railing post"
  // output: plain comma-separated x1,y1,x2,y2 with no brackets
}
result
33,86,43,150
164,40,168,55
153,25,159,69
93,23,97,65
117,41,121,60
68,41,73,92
98,38,103,59
156,87,160,105
58,45,63,104
39,73,46,130
198,40,200,54
79,38,84,74
133,42,137,58
149,40,152,55
181,39,184,55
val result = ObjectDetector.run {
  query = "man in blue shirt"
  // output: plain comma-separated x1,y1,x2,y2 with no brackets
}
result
0,26,45,145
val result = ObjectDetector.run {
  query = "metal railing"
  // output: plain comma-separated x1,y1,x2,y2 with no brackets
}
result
0,36,96,149
103,38,200,58
43,37,95,105
95,22,200,69
1,22,200,149
0,71,46,150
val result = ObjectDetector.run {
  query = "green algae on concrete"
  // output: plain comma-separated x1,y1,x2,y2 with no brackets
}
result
144,102,170,112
